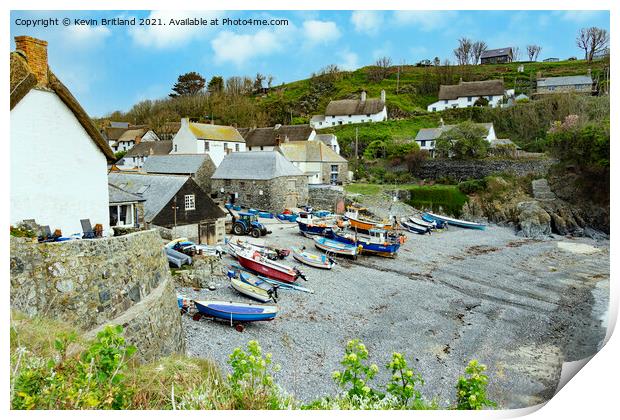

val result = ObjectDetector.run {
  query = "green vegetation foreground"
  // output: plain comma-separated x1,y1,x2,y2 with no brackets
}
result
10,314,495,410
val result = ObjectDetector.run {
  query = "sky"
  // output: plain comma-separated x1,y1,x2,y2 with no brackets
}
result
9,10,610,117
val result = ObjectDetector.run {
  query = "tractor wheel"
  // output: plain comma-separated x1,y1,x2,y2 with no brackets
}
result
232,223,244,235
251,228,261,238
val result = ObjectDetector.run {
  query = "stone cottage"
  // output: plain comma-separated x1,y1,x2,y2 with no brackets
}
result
275,140,348,185
211,151,309,213
10,36,115,236
238,124,316,151
143,154,216,195
108,172,226,244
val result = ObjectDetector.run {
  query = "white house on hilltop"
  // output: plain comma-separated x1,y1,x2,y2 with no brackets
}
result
10,36,115,236
427,79,514,112
171,118,246,166
310,90,388,128
414,121,497,157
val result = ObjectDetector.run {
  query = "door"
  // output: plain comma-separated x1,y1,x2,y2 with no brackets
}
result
284,194,297,209
199,221,217,245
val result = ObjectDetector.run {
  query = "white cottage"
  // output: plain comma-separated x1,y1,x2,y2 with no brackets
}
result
427,79,514,112
171,118,246,166
310,90,388,128
10,36,115,236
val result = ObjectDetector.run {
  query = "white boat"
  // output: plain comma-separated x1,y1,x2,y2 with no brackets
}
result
291,247,335,269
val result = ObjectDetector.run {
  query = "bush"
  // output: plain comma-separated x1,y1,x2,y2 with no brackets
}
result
436,121,489,159
114,150,126,160
456,360,496,410
546,116,609,170
332,340,379,399
458,179,487,195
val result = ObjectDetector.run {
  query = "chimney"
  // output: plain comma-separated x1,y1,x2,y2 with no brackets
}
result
135,135,141,145
380,89,386,102
587,68,592,77
181,117,189,128
14,36,49,87
459,77,463,84
361,91,367,101
274,123,282,130
275,134,281,147
439,118,445,128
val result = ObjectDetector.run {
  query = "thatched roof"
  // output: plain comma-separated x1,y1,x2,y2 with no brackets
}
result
240,124,314,147
438,80,505,100
325,98,385,116
10,51,115,161
188,122,245,142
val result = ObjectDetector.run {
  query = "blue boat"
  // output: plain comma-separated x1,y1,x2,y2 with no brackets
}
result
313,210,331,218
328,228,402,257
277,213,298,222
258,211,274,219
313,236,359,257
423,212,486,230
193,300,278,322
421,213,447,229
248,208,259,215
296,211,335,236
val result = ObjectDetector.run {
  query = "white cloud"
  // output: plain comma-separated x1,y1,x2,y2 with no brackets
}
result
338,50,359,70
302,20,341,45
211,29,287,67
392,11,458,32
130,10,222,49
555,11,606,23
63,25,110,46
351,11,383,35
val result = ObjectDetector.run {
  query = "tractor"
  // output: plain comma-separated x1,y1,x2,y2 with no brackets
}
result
229,210,271,238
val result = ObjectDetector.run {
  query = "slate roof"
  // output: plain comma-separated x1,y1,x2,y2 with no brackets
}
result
325,98,385,116
108,173,189,223
108,183,145,204
415,123,494,141
143,154,213,174
10,49,115,161
211,151,305,180
240,125,314,147
480,47,513,59
537,75,593,88
124,140,172,158
276,141,347,163
188,122,245,142
438,80,506,100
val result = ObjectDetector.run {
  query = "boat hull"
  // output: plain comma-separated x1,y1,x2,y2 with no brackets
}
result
347,216,393,232
424,212,486,230
236,251,298,283
313,236,358,257
230,277,272,303
292,247,334,269
329,230,401,257
297,220,332,236
401,219,430,235
194,300,278,322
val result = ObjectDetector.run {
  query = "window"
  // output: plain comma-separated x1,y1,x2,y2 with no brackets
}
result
204,141,210,152
366,114,370,117
488,96,493,101
109,204,134,227
331,165,338,173
421,140,426,147
467,96,472,102
184,194,195,211
260,146,264,150
235,144,240,152
444,100,448,104
348,114,352,117
332,122,335,126
432,107,436,112
174,144,178,152
319,122,322,125
431,141,435,147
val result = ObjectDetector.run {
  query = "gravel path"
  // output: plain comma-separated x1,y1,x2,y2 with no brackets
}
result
178,218,609,408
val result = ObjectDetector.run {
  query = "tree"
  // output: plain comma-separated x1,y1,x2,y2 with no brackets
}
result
471,41,488,65
169,72,206,97
368,57,392,82
526,45,542,61
512,46,521,62
577,27,609,61
437,121,489,159
253,73,265,92
454,37,473,65
207,76,224,94
473,96,489,107
267,75,274,89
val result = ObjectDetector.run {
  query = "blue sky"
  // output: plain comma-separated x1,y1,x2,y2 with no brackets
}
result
10,10,610,117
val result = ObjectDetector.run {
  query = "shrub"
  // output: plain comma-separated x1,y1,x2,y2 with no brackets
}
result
455,360,496,410
386,352,424,408
114,150,126,160
458,179,487,195
437,121,489,159
364,140,388,159
332,340,380,399
546,117,609,170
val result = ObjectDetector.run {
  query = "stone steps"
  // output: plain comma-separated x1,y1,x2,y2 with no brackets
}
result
531,179,557,201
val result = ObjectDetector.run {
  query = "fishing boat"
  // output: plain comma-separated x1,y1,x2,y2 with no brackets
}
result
235,247,305,283
228,240,288,260
400,218,431,235
328,228,402,257
193,300,278,323
230,263,314,293
344,206,393,232
409,215,437,229
423,212,486,230
313,236,359,258
291,247,335,269
258,211,274,219
276,213,298,222
228,269,277,303
296,211,340,236
421,213,447,229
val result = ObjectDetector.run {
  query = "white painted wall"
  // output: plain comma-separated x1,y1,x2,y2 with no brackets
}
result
293,161,323,184
171,121,246,166
141,130,160,142
427,95,504,112
247,145,275,152
11,89,110,236
310,107,387,128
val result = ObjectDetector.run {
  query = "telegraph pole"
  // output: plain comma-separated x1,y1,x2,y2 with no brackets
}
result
355,127,359,160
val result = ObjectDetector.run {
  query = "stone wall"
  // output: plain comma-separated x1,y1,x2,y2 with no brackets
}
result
308,185,346,213
412,158,556,181
10,229,184,362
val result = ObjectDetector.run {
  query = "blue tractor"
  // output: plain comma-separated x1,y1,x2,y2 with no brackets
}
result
230,210,271,238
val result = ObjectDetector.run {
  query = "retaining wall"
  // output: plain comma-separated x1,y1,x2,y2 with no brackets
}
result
412,158,556,181
10,229,185,362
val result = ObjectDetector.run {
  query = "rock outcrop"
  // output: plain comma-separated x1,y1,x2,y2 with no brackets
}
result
516,201,552,238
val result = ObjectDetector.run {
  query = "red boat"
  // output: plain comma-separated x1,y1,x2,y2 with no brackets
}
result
235,248,305,283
